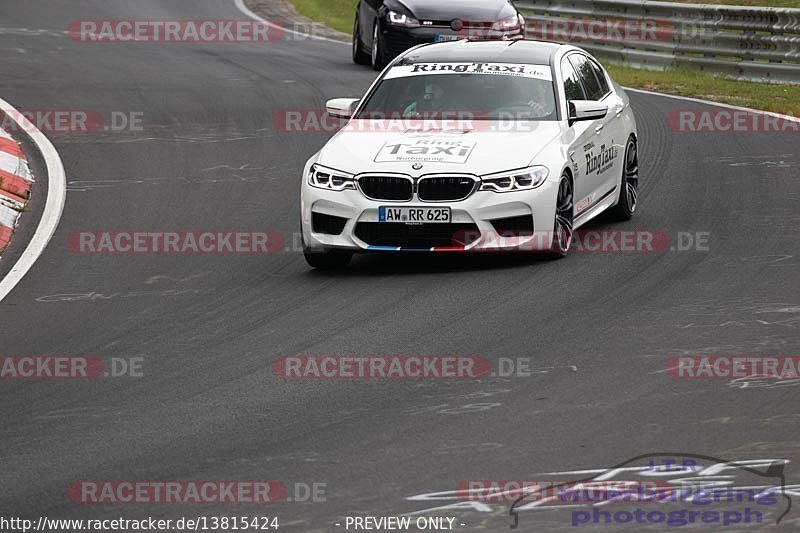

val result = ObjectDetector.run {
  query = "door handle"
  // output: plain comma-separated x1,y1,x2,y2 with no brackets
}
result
595,124,604,134
615,104,625,116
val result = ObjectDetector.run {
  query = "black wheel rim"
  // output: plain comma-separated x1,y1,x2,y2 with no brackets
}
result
625,139,639,213
555,176,574,253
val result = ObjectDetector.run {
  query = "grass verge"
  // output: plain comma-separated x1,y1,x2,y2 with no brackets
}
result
606,65,799,116
674,0,799,6
291,0,356,34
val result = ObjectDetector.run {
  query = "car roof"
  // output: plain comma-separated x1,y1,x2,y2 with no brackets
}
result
397,40,566,67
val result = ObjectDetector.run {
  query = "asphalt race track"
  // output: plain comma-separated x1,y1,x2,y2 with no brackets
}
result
0,1,798,531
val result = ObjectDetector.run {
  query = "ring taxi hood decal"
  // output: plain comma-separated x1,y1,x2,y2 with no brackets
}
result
384,63,553,81
375,136,477,164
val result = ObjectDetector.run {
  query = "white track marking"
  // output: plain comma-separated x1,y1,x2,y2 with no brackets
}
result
233,0,349,45
625,87,800,123
0,98,67,302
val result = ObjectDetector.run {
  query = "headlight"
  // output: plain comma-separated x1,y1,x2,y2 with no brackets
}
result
387,10,420,27
492,15,522,32
480,166,549,192
308,164,356,191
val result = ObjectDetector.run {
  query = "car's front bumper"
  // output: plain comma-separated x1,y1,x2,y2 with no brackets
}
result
382,26,524,59
301,179,558,253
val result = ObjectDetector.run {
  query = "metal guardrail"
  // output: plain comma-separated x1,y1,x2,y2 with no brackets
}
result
514,0,800,83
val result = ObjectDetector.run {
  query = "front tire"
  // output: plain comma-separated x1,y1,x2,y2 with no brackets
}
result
371,22,387,71
302,228,352,269
304,249,353,269
352,15,370,65
606,136,639,221
546,172,574,259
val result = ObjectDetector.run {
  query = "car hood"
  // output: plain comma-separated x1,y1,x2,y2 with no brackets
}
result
397,0,516,22
316,121,563,177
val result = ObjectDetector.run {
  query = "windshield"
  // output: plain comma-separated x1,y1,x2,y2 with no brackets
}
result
356,62,557,121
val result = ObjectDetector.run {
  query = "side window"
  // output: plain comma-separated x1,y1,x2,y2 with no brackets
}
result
561,56,586,102
569,55,604,101
588,59,610,97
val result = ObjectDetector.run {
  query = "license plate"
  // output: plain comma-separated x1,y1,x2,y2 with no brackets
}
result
379,206,451,224
435,34,460,43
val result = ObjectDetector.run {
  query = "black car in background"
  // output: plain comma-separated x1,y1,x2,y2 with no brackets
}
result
353,0,526,70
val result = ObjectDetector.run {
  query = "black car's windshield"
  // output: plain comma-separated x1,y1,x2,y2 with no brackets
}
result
356,62,557,121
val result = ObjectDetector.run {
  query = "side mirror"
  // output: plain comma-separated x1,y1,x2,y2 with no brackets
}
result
326,98,360,119
568,100,608,125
